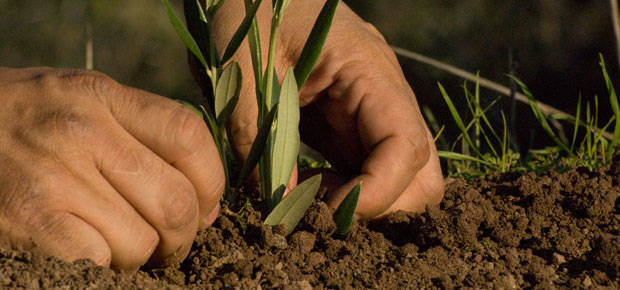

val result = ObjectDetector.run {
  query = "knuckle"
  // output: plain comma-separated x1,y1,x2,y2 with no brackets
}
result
162,177,199,230
62,70,121,97
167,104,210,159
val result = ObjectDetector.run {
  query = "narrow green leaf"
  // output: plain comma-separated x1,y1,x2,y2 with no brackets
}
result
183,0,210,67
236,107,278,188
214,62,242,123
244,0,263,104
162,0,208,69
509,76,572,155
438,82,482,157
271,185,286,208
600,54,620,160
437,151,498,168
333,182,361,236
176,99,203,117
271,69,300,200
221,0,264,63
264,174,322,234
570,94,582,152
294,0,339,89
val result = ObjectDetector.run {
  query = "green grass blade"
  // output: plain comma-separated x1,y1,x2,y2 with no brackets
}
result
600,54,620,160
570,94,582,152
215,62,242,123
264,174,322,235
162,0,208,69
271,69,300,200
438,82,482,157
221,0,263,63
333,182,361,236
293,0,339,89
437,151,498,169
236,106,278,188
509,75,572,155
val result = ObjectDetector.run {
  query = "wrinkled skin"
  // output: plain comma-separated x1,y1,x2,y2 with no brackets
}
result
0,0,444,270
0,68,223,270
212,0,444,219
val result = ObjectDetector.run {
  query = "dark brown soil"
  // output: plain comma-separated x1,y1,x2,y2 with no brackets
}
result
2,155,619,289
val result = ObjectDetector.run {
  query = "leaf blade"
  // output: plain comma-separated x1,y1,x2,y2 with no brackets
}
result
162,0,208,69
221,0,264,63
270,68,300,200
333,182,361,236
293,0,339,89
264,174,322,234
214,62,242,123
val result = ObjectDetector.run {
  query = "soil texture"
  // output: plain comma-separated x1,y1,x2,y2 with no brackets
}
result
1,155,619,289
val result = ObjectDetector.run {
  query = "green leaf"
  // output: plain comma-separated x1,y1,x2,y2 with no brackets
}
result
293,0,339,89
270,68,300,200
438,82,482,157
600,54,620,160
236,106,278,188
437,151,498,169
333,182,361,236
162,0,208,69
508,76,573,155
244,0,263,101
183,0,210,67
214,62,242,123
176,99,203,117
264,174,322,234
221,0,264,63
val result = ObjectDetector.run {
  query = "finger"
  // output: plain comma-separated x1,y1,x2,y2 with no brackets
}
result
58,167,163,270
379,137,445,215
93,78,224,228
87,121,200,266
7,212,112,267
325,70,431,219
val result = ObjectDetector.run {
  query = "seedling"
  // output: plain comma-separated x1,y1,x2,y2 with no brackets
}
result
161,0,359,235
433,55,620,177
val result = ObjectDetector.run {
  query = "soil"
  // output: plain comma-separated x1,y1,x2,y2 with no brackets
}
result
1,155,619,289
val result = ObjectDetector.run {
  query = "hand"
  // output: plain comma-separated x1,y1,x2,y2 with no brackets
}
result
0,67,224,270
212,0,444,219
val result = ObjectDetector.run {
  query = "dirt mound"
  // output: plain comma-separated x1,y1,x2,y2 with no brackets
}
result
1,156,619,288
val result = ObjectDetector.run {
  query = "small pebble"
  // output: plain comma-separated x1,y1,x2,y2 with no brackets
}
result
582,275,592,288
552,253,566,265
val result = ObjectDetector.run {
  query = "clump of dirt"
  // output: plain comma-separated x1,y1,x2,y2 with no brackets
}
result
1,155,619,288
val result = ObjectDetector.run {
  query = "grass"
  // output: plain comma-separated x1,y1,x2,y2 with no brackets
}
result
431,54,620,178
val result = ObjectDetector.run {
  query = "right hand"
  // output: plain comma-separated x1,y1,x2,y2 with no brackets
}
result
0,67,224,270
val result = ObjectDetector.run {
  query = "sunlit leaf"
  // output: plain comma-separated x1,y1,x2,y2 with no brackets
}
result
438,151,497,168
270,68,300,200
221,0,263,63
509,76,572,155
438,82,482,157
162,0,208,69
215,62,241,123
333,182,361,236
264,174,322,235
294,0,339,89
600,54,620,160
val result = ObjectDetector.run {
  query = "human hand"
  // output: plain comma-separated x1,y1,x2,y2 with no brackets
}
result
211,0,444,219
0,67,223,270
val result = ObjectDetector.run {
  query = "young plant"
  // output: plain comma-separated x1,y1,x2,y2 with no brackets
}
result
511,54,620,170
162,0,359,235
434,76,520,177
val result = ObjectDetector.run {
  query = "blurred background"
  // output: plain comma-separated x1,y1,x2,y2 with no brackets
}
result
0,0,617,151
